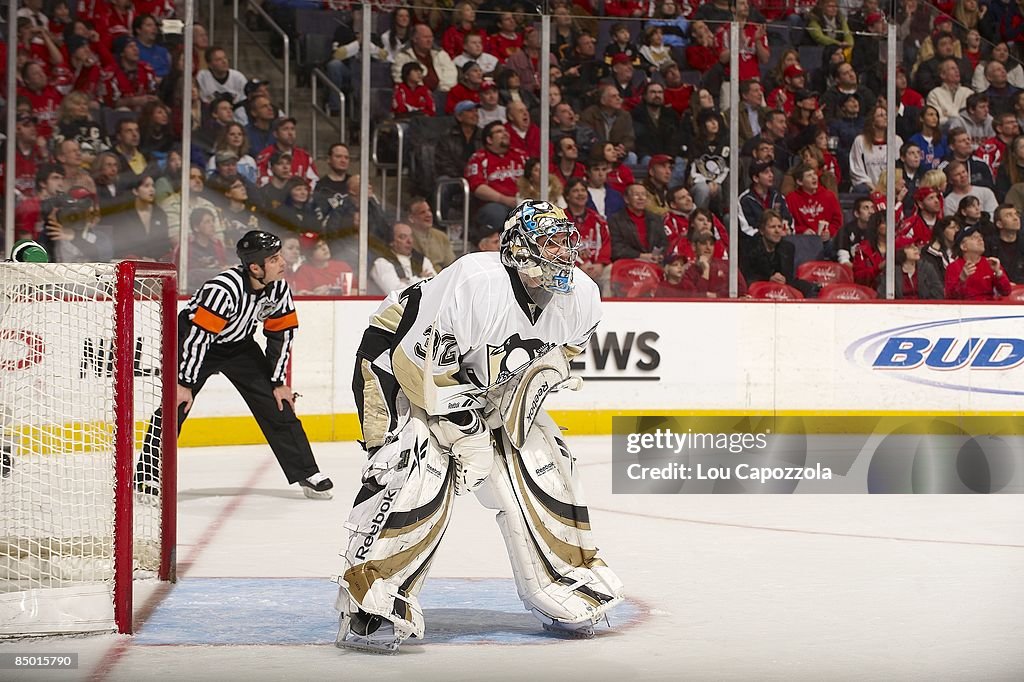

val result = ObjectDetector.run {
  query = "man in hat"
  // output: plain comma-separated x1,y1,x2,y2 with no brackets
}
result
898,186,944,246
63,34,104,101
476,80,506,128
945,225,1012,299
260,150,295,210
197,45,248,105
601,52,645,111
738,160,791,240
469,222,501,252
437,101,483,179
643,155,673,216
255,117,318,189
101,35,159,110
767,62,806,115
446,61,485,114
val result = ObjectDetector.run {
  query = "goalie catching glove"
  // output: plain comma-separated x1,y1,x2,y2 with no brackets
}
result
429,411,493,496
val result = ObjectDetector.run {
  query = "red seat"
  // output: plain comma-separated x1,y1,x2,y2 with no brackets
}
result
610,259,662,298
796,260,853,285
747,281,804,300
1005,285,1024,302
818,283,879,300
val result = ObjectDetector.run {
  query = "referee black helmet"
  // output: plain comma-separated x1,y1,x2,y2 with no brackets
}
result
236,230,282,269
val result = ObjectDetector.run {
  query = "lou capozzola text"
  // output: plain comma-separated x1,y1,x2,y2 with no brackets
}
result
622,429,834,481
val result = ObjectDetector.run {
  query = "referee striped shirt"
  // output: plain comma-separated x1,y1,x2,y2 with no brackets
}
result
179,265,299,387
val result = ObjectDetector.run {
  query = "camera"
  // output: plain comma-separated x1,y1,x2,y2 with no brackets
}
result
52,194,95,227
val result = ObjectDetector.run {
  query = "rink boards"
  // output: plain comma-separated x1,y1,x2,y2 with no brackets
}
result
173,300,1024,446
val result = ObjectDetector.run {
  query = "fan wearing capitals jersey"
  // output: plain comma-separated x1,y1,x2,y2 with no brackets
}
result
336,200,623,654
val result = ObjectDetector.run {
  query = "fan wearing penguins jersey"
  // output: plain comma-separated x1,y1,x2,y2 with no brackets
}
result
336,200,623,654
135,231,333,499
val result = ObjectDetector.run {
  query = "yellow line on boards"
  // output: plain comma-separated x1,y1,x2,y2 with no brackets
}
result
175,410,1024,447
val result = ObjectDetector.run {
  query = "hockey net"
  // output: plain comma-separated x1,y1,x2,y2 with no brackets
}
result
0,261,177,636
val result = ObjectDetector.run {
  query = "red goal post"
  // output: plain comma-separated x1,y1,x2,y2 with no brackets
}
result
0,261,177,636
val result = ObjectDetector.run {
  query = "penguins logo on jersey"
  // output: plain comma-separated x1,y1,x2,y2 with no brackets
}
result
486,334,556,386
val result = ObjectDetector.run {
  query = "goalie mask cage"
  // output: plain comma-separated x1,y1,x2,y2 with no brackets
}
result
0,261,177,636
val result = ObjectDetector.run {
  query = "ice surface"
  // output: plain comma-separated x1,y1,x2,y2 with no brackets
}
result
1,437,1022,681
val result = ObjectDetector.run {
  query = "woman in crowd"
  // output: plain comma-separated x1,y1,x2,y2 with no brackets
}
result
564,176,611,292
516,157,566,207
677,87,717,156
908,106,948,171
850,105,901,194
139,101,175,163
639,26,674,75
763,48,800,95
805,0,854,54
647,0,689,49
878,239,944,299
954,195,996,238
593,142,636,195
375,6,413,62
852,212,888,287
922,215,960,280
205,122,258,183
972,41,1024,91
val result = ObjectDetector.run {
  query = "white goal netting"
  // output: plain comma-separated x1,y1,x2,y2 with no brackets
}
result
0,262,173,636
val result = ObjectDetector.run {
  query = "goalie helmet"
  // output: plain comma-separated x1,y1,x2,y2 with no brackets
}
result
499,200,581,294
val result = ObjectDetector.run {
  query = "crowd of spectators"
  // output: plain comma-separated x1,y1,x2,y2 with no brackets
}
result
3,0,1024,301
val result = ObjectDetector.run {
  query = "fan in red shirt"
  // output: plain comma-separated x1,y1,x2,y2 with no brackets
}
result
945,226,1013,300
255,117,320,188
785,163,843,241
441,2,488,58
17,62,63,140
392,62,436,117
767,63,806,115
663,186,729,261
4,115,51,199
672,207,729,262
464,121,528,228
564,177,611,288
660,62,696,116
898,186,944,247
505,101,546,159
686,20,720,74
713,7,770,82
973,112,1019,176
60,35,104,100
100,36,158,110
488,12,524,62
680,231,747,298
445,61,484,114
291,235,354,296
92,0,134,48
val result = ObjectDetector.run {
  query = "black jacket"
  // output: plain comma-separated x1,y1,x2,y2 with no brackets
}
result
608,208,668,261
436,124,482,179
631,105,679,160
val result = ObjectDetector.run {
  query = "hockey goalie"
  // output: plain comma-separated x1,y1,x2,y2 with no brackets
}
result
335,200,624,653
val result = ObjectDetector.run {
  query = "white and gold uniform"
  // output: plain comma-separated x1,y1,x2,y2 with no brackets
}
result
337,250,623,649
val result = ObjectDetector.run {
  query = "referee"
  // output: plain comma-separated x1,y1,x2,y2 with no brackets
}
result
136,231,333,499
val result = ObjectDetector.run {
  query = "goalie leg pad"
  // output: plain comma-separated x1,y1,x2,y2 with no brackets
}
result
475,411,624,629
336,408,455,640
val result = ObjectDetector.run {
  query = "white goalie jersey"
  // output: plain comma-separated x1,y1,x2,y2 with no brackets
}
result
367,252,601,416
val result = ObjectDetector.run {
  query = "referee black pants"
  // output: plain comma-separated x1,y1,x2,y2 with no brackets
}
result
136,339,321,486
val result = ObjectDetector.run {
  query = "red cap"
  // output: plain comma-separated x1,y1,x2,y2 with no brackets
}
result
934,14,952,28
648,154,673,169
783,63,805,79
895,235,917,250
914,186,941,203
865,12,884,26
611,53,632,65
481,79,497,90
298,231,324,252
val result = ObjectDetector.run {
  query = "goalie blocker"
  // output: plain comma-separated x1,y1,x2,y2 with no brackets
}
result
336,201,623,653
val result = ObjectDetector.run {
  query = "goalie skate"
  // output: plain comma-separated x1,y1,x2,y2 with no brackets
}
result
532,609,597,639
336,611,404,654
